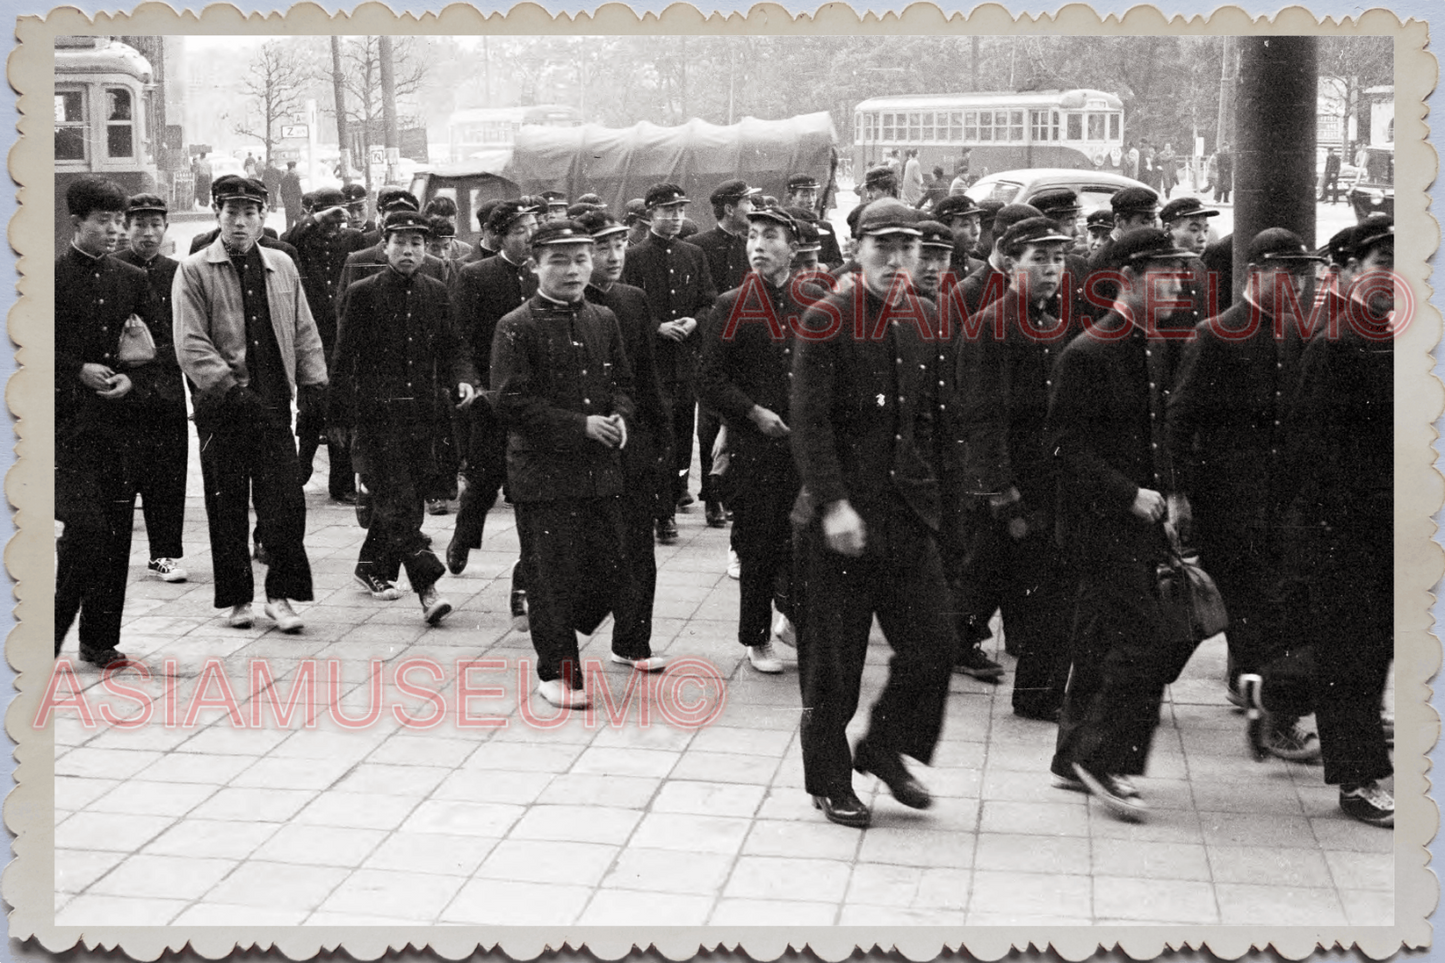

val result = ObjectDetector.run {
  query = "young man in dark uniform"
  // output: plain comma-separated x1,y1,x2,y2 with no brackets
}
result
954,203,1043,320
55,177,161,667
785,174,843,268
933,194,986,285
328,210,478,621
580,210,672,673
492,221,637,708
112,192,190,584
620,183,718,543
791,198,955,829
698,207,809,676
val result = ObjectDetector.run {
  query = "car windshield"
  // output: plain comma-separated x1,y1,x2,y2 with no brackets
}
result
1363,149,1394,186
975,180,1023,205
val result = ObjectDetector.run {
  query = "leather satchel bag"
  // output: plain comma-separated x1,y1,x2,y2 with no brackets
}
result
115,313,156,367
1156,529,1229,684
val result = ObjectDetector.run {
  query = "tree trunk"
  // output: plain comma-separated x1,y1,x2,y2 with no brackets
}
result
331,36,352,184
379,36,400,185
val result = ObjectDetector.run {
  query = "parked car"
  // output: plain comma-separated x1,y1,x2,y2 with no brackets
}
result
1347,146,1394,222
966,168,1155,217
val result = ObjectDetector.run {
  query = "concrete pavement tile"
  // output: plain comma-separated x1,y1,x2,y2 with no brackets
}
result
979,800,1090,837
56,812,177,852
981,740,1055,772
653,780,766,818
1206,844,1333,887
724,855,852,901
1198,811,1317,849
171,903,311,926
577,889,714,926
720,678,806,706
293,791,421,831
203,860,350,910
570,745,680,778
688,725,793,756
920,766,982,799
1215,883,1348,925
856,827,974,868
440,879,591,925
708,897,838,926
142,819,280,860
588,719,697,752
1091,839,1210,881
1308,817,1395,853
602,847,735,894
838,904,965,925
629,812,753,854
965,912,1094,926
226,754,355,791
133,751,256,786
743,819,862,861
1339,888,1394,926
769,754,806,788
537,773,659,809
251,824,386,867
54,747,164,780
845,863,921,906
175,724,294,756
86,779,218,817
1138,751,1188,779
55,849,126,894
401,800,525,837
54,894,189,926
362,833,498,876
1121,777,1195,811
55,775,120,811
980,768,1085,804
973,833,1090,876
475,839,619,885
670,750,777,784
967,870,1092,919
482,717,599,746
1089,807,1204,843
317,868,466,921
368,734,478,768
83,722,199,754
336,762,453,797
466,740,587,773
871,798,978,834
508,804,642,845
711,704,800,731
267,728,383,762
1296,783,1347,817
1092,876,1218,923
1190,776,1305,814
1182,750,1288,779
432,768,553,805
88,853,237,901
1323,850,1394,891
191,786,317,822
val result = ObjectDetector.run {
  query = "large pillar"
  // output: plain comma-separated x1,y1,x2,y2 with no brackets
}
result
1232,36,1318,301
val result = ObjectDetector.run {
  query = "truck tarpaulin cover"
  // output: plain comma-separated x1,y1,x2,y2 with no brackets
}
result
505,112,838,230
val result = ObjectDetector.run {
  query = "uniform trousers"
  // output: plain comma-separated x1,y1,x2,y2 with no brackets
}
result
1196,513,1287,682
297,406,355,499
729,450,798,648
454,404,510,549
56,422,137,655
198,413,314,609
353,423,445,594
1051,560,1170,779
515,497,626,686
131,415,188,560
613,432,662,661
696,406,721,503
662,381,695,507
796,506,955,797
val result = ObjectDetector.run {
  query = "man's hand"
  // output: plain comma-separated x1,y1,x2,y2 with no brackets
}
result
749,405,790,438
658,320,689,342
1130,487,1166,523
586,414,624,448
675,316,698,336
822,499,867,557
80,363,115,392
455,383,477,409
96,373,132,400
328,425,353,450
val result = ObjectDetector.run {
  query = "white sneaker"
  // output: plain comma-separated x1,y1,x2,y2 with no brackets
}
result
747,642,784,674
227,602,254,628
264,598,304,633
727,548,741,580
772,611,797,647
610,652,669,672
537,678,590,709
148,558,188,582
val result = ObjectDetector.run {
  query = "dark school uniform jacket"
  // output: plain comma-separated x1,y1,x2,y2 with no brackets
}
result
620,232,717,384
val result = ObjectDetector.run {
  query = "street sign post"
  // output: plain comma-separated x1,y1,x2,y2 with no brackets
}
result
281,124,309,140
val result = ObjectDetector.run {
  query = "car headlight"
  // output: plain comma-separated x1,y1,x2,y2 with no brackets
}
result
1369,190,1385,205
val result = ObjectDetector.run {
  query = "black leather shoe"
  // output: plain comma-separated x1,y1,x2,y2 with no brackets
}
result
446,536,470,575
853,741,933,810
676,493,695,510
812,790,871,828
79,647,129,669
704,500,727,527
656,517,679,544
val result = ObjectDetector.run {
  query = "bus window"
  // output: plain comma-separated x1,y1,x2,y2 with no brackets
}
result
105,87,134,158
1009,111,1024,141
948,111,963,142
1066,113,1083,141
1052,111,1062,141
1109,113,1121,141
55,88,86,162
922,113,935,142
964,111,977,142
882,113,895,142
1030,110,1049,142
978,112,992,142
908,113,921,141
1087,113,1106,142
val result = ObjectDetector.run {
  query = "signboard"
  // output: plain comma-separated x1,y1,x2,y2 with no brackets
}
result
281,124,309,140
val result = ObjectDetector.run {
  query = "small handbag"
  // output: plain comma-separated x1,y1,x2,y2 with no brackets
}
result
1156,529,1229,684
115,313,157,367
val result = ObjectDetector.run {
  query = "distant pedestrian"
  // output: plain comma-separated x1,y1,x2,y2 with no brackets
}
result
280,161,304,229
901,148,924,205
1213,144,1234,204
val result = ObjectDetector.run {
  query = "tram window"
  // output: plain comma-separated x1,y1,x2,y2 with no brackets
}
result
55,88,86,162
1009,111,1024,141
1066,113,1083,141
948,112,962,141
978,113,992,142
922,113,934,142
1087,113,1106,141
105,88,134,158
1030,110,1049,142
882,113,895,142
1052,111,1062,141
963,111,977,142
1109,113,1121,141
907,113,921,141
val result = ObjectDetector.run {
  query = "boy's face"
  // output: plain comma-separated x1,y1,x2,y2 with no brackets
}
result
746,222,795,281
534,243,593,302
1008,242,1066,304
72,208,125,256
385,230,427,275
126,212,168,260
592,234,628,284
1167,215,1210,257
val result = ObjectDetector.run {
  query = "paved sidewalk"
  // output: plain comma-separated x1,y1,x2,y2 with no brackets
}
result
51,449,1394,928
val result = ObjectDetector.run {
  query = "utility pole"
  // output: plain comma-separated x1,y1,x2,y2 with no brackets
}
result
971,36,980,91
1216,35,1235,153
330,36,351,184
379,36,400,185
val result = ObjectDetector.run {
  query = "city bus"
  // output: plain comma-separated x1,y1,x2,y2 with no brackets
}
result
853,88,1126,180
54,36,161,253
446,104,583,164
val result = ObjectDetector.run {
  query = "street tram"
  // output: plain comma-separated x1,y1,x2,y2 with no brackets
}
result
53,36,160,252
853,88,1126,178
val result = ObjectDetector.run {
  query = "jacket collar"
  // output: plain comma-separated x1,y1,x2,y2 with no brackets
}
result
205,235,275,271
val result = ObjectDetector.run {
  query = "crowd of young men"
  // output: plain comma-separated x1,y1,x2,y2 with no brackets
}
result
55,166,1396,834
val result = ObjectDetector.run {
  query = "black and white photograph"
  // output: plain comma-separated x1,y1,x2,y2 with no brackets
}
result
15,6,1434,954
